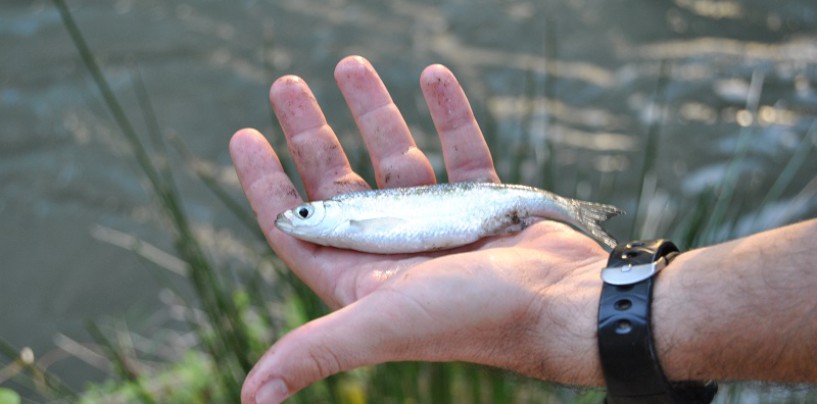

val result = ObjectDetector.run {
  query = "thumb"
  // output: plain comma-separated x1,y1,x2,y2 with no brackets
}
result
241,289,449,404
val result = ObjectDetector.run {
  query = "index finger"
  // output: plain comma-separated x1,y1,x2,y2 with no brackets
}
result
229,128,342,305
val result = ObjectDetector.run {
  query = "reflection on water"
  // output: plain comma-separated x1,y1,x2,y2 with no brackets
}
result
1,0,816,394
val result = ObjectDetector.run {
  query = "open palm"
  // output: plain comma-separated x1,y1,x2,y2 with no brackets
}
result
231,56,608,403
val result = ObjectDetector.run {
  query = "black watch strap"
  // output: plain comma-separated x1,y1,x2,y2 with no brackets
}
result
598,240,717,404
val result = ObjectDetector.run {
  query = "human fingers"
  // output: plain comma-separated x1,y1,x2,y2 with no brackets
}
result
270,75,370,200
420,64,500,183
335,55,436,188
229,128,301,244
229,128,346,306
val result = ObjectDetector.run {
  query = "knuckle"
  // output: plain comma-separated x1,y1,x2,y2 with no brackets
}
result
304,344,344,379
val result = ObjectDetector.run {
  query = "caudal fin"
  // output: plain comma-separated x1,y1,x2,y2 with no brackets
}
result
574,201,624,249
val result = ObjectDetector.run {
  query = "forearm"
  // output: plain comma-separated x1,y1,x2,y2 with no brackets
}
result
654,218,817,383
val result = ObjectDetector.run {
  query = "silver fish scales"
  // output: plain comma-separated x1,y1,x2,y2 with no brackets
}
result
275,182,623,254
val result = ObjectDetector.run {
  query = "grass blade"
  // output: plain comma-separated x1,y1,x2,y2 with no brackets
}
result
85,322,155,404
0,339,77,400
699,70,765,244
754,119,817,224
170,135,265,240
631,59,670,239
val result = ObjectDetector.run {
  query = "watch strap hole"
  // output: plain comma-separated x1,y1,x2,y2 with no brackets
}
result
614,299,632,310
615,320,632,334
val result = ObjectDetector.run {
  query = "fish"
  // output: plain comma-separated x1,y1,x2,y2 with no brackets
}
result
274,182,624,254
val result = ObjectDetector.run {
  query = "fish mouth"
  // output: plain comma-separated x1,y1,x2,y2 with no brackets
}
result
274,212,294,233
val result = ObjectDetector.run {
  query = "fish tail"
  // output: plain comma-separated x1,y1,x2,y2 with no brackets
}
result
573,201,624,249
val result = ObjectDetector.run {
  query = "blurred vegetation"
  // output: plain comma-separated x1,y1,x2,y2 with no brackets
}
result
1,0,815,403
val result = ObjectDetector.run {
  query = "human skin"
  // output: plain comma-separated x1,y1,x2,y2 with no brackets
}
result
230,55,817,404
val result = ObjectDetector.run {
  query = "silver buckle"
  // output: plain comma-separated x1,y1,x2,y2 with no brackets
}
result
601,257,668,286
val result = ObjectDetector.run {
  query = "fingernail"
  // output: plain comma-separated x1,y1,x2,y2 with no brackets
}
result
256,379,289,404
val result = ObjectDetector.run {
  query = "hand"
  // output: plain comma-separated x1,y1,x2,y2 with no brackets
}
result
230,56,609,404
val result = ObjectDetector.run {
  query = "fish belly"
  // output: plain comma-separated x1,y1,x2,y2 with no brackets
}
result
328,188,535,253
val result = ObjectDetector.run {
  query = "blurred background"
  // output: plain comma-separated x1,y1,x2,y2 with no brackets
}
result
2,0,816,402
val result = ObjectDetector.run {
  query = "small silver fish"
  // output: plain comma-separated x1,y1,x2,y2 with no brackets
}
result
275,182,623,254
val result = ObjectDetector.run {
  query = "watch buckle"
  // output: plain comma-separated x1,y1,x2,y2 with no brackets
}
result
601,258,668,285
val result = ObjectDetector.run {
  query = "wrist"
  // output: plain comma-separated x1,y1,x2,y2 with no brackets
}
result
526,255,607,386
652,239,778,382
651,249,709,381
653,220,817,383
597,240,718,402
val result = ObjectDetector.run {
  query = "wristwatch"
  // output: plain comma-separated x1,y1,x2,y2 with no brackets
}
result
597,240,717,403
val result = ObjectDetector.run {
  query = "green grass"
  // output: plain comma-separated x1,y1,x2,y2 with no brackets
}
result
1,1,816,403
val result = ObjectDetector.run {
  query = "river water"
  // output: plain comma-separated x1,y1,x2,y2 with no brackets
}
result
2,0,816,394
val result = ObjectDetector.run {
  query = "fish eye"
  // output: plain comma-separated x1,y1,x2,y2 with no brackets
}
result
296,205,313,219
